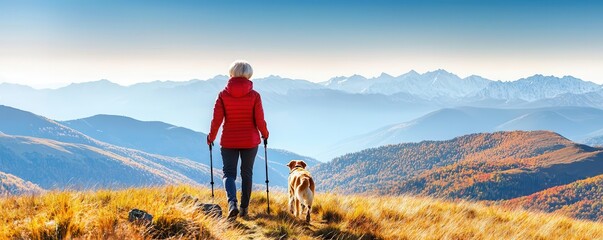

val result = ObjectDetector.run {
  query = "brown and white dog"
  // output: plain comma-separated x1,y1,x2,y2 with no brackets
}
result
287,160,315,223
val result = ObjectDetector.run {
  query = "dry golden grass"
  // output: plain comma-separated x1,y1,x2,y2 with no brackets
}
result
1,185,603,239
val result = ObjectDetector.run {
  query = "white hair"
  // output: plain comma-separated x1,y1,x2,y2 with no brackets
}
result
229,60,253,79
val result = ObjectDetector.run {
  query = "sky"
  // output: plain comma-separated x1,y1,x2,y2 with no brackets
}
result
0,0,602,88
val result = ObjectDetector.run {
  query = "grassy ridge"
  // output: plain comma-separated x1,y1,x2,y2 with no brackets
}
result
1,185,602,239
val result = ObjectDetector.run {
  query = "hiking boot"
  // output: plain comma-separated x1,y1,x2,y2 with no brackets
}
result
227,202,239,219
239,207,248,217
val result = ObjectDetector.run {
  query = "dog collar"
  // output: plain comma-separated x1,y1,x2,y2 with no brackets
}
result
289,166,304,174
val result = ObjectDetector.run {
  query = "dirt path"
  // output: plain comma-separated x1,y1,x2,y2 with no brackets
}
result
227,213,329,240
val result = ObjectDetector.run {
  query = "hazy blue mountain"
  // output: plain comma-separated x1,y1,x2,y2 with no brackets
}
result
0,171,43,195
0,76,433,159
61,113,319,188
0,82,36,94
0,107,216,190
522,90,603,109
129,79,203,90
0,105,98,146
0,106,316,189
321,74,373,93
320,107,603,160
58,79,124,94
0,132,210,190
263,89,435,158
62,114,207,162
1,70,602,160
253,75,326,94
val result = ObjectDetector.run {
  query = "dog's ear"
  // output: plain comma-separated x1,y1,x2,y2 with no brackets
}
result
287,160,296,170
300,160,307,169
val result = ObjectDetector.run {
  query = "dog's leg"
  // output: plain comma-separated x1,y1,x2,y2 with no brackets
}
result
288,196,295,214
305,189,314,223
306,205,311,223
300,204,306,219
301,203,310,223
294,198,300,217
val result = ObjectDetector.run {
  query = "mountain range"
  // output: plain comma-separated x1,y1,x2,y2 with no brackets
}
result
1,70,602,161
319,106,603,160
322,70,491,98
0,105,315,191
321,70,601,100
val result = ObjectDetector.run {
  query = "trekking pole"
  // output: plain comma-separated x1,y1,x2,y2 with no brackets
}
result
263,138,270,214
209,142,215,201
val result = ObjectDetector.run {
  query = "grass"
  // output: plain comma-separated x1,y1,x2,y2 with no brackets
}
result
1,185,603,239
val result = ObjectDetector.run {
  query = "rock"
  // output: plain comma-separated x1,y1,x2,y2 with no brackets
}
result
199,203,222,218
179,194,222,218
128,208,153,225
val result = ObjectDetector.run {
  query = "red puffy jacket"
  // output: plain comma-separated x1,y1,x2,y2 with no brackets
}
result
208,77,269,149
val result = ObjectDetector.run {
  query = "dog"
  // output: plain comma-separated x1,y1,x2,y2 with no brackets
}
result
287,160,315,223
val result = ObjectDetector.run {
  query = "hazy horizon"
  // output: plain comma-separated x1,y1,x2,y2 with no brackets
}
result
1,0,602,87
1,69,600,90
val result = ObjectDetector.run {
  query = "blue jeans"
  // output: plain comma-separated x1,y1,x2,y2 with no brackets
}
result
221,147,258,209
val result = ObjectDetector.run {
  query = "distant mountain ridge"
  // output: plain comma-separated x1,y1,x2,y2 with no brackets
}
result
321,70,601,100
475,75,601,101
1,70,602,161
321,69,493,99
320,106,603,160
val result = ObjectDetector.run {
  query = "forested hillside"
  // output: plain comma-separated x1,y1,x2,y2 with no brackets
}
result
313,131,603,202
503,174,603,221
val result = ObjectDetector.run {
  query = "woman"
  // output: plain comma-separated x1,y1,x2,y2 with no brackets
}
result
207,60,269,219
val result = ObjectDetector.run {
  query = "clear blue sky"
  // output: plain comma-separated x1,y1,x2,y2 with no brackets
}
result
1,0,602,87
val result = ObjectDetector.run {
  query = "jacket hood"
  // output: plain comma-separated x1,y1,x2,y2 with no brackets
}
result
225,77,253,97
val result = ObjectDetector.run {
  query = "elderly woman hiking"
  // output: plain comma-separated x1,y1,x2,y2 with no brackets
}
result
207,60,269,219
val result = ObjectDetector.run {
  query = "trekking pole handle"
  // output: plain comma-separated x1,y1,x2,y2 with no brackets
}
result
263,137,267,146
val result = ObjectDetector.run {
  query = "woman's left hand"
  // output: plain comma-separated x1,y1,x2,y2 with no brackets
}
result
206,136,214,146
